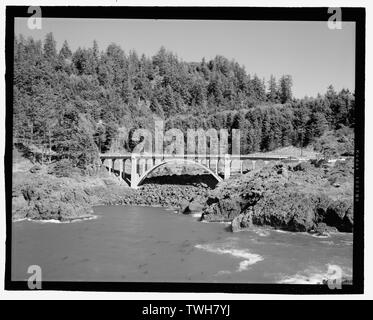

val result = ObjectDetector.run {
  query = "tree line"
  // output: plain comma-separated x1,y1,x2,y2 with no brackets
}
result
13,33,355,168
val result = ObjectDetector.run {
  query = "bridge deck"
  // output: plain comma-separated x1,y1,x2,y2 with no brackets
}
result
99,153,308,161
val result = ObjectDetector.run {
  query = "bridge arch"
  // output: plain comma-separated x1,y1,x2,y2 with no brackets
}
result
134,158,223,188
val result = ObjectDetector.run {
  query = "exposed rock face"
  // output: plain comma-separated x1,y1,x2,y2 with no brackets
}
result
201,160,354,233
180,196,205,214
252,191,316,232
203,197,241,221
13,171,119,221
12,157,354,234
12,168,211,221
231,208,253,232
115,183,210,209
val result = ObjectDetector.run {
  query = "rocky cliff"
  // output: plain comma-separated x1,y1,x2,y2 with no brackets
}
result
201,160,354,233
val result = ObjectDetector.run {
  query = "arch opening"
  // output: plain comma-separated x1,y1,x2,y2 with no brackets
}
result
135,159,223,188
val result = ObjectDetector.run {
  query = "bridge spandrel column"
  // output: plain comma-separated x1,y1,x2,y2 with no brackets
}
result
146,157,154,171
209,156,218,174
119,159,124,181
139,157,146,176
131,155,140,188
112,159,116,174
154,154,163,166
252,160,256,170
224,154,231,180
108,158,113,175
214,158,219,174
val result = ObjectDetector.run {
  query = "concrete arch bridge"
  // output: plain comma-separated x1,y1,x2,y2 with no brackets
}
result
100,153,306,189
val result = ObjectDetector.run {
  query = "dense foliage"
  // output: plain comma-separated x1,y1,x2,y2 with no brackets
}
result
13,33,355,167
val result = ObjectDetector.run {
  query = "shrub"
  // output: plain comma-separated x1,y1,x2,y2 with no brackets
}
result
48,159,82,177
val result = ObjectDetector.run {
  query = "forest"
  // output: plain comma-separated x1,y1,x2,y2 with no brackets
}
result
13,33,355,169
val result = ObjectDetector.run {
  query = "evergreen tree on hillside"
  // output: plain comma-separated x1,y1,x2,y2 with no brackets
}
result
279,75,293,103
12,32,355,166
250,74,266,102
43,32,57,59
59,40,72,59
267,75,279,103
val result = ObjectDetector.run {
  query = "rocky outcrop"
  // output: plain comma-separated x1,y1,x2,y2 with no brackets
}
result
201,160,354,233
231,208,253,232
12,157,354,234
113,183,210,209
12,167,211,221
13,170,121,221
180,196,205,214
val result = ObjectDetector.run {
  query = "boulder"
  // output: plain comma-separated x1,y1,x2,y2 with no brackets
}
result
179,199,190,214
325,199,353,232
312,223,330,236
231,209,253,232
188,197,204,213
231,214,243,232
29,165,42,173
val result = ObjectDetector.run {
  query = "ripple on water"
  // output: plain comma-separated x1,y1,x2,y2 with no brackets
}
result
341,240,353,246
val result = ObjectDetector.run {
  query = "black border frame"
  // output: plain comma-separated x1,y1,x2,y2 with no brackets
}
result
4,6,365,294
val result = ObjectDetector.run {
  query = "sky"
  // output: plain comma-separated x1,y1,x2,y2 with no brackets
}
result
15,18,355,98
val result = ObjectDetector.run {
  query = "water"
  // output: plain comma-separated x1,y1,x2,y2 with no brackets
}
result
12,206,353,283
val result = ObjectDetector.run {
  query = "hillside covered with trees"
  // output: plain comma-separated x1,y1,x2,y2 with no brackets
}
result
13,33,355,169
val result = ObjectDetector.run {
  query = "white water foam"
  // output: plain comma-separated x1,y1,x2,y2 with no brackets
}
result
201,220,230,225
320,240,335,245
237,260,253,272
195,243,263,272
14,215,98,224
252,228,271,237
215,270,232,276
273,229,295,234
341,240,353,246
190,213,202,218
310,233,331,239
277,264,352,284
278,273,326,284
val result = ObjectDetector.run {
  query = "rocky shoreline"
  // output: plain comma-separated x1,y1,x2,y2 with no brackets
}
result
201,160,354,234
12,159,354,234
12,165,212,222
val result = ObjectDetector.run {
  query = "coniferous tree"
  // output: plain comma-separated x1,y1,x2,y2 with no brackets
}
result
43,32,57,59
279,75,293,103
267,75,279,103
59,40,72,59
13,32,355,166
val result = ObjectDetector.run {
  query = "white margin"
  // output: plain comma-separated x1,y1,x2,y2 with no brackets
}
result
0,0,371,300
